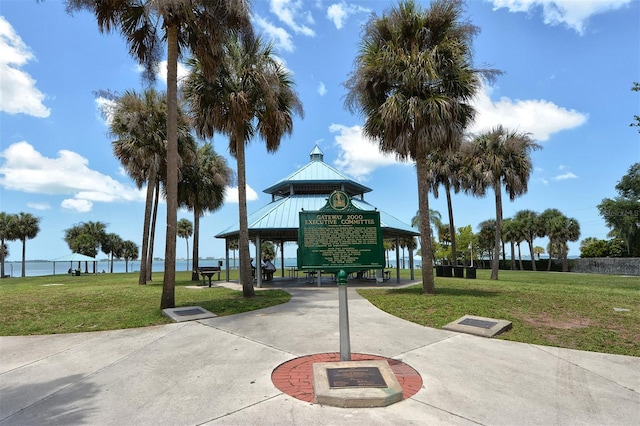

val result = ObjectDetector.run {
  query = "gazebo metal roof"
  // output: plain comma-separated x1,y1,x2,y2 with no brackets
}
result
215,145,419,242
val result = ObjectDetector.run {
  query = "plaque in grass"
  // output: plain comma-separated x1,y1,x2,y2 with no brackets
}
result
297,190,384,273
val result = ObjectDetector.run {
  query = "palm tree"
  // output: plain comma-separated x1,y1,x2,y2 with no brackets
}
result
553,215,580,272
411,209,443,239
122,240,139,273
228,239,239,270
83,221,108,272
67,0,252,309
540,208,563,271
534,246,545,260
514,209,542,271
177,218,193,271
110,89,196,283
102,233,124,273
463,126,540,279
13,212,40,277
425,146,464,265
183,34,303,298
344,0,490,294
501,218,517,270
0,212,17,278
477,219,497,267
177,143,233,280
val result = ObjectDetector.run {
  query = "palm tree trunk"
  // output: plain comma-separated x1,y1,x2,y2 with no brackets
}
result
235,134,254,298
1,237,5,278
147,179,160,281
161,23,178,309
517,243,524,270
416,158,435,294
445,182,457,265
547,241,553,271
138,168,155,285
510,242,515,270
192,211,200,281
21,239,26,277
492,182,502,280
528,239,537,271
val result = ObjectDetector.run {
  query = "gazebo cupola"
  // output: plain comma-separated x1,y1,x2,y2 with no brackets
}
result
262,145,372,202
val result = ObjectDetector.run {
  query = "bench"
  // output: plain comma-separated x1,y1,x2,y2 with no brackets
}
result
198,266,221,287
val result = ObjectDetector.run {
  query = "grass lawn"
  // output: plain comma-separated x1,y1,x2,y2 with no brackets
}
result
358,269,640,357
0,271,290,336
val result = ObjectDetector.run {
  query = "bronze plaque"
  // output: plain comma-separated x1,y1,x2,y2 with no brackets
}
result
327,367,387,388
459,318,498,329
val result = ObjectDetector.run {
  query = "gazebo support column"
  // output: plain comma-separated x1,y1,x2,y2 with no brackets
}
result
255,235,262,288
279,240,285,277
395,236,401,283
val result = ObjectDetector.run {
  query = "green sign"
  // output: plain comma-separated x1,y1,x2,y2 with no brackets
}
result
297,191,385,273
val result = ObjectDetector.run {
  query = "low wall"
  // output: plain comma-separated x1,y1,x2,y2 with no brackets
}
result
572,258,640,276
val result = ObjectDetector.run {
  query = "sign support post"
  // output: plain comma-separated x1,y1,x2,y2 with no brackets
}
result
337,270,350,361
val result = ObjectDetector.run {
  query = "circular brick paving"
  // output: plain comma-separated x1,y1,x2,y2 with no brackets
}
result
271,353,423,404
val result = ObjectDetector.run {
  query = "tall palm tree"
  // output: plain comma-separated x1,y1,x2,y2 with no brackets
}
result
110,88,195,284
14,212,40,277
110,88,167,285
67,0,252,309
122,240,139,273
228,239,239,270
514,209,542,271
0,213,17,278
425,147,464,265
539,208,563,271
103,233,124,273
176,218,193,271
501,218,517,270
183,34,303,298
550,215,580,272
344,0,489,294
177,143,233,280
477,218,497,267
463,126,540,279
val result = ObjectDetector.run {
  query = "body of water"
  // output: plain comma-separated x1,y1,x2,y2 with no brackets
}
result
3,257,422,277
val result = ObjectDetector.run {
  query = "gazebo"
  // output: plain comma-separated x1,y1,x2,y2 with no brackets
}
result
51,253,97,275
215,146,419,286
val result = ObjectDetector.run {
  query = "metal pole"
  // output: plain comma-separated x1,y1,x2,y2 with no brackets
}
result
337,270,351,361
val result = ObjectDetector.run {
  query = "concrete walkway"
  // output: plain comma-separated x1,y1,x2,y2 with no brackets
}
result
1,282,638,425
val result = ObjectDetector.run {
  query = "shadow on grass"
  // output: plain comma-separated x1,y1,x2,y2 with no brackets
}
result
376,285,501,298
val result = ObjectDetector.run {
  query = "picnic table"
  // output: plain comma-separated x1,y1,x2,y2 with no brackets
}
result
198,266,221,287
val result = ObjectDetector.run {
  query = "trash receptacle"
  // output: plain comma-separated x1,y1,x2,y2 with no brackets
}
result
75,270,80,276
435,265,443,276
465,267,476,279
454,266,464,278
442,265,453,277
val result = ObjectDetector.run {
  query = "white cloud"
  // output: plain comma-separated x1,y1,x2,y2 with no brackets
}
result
553,172,578,180
0,16,50,117
317,82,327,96
95,95,116,126
155,60,189,86
270,0,315,36
0,141,145,213
330,124,405,180
61,198,93,213
253,14,295,52
224,185,259,204
489,0,632,34
330,85,588,179
326,2,370,29
27,202,51,210
469,84,587,141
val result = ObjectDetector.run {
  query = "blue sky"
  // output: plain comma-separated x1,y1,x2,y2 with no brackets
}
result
1,0,639,262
